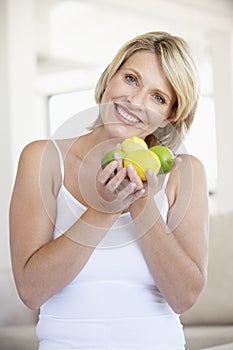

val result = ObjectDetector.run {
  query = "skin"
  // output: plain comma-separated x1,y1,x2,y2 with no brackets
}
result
9,51,209,313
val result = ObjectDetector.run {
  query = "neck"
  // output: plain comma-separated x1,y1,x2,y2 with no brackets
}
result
82,126,124,155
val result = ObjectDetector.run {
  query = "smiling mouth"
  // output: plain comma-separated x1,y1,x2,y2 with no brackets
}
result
115,104,141,124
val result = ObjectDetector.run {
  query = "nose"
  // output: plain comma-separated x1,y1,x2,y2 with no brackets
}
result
127,89,147,109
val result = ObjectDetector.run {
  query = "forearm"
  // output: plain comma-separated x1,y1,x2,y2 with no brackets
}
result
15,208,120,310
130,198,206,314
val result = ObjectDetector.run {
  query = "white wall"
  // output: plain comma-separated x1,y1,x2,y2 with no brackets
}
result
211,31,233,213
0,0,47,270
0,0,12,269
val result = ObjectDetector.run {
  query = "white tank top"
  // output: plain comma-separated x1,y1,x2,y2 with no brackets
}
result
37,140,185,349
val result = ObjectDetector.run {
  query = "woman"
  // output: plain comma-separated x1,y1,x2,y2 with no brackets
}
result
10,31,209,349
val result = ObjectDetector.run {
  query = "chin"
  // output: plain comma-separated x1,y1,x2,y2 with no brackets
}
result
105,123,146,140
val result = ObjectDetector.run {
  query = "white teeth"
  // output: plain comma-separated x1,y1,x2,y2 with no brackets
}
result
116,105,140,123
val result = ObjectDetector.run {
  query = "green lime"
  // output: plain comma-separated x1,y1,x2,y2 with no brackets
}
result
149,145,175,174
101,149,125,169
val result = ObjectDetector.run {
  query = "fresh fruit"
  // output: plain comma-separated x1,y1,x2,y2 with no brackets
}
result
123,149,161,181
101,149,125,169
100,138,174,181
121,136,148,154
150,145,175,174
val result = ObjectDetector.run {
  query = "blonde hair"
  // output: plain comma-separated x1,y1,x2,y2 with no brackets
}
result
89,31,200,151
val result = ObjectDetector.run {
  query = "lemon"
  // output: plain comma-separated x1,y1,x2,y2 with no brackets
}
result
101,149,125,169
149,145,175,174
121,136,148,154
124,149,161,181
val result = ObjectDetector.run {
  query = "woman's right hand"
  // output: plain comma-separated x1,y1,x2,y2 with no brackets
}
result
96,160,145,213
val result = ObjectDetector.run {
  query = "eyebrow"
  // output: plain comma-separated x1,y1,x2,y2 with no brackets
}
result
122,67,173,102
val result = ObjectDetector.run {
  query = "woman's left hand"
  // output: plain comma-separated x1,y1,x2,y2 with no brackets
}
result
118,160,163,209
95,157,145,213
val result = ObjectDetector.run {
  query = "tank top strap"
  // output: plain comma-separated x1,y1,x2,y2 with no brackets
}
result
50,139,65,183
161,172,170,191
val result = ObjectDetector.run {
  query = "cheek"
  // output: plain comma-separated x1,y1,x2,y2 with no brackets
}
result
101,81,117,102
99,100,113,121
100,87,114,119
101,89,111,104
147,108,168,130
102,78,128,103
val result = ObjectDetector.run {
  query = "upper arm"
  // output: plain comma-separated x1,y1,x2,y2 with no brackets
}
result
9,140,59,276
167,154,210,275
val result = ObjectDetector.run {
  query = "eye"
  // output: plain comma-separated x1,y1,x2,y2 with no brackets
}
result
153,94,165,104
126,75,137,84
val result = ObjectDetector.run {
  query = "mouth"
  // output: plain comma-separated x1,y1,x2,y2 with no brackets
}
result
115,103,141,125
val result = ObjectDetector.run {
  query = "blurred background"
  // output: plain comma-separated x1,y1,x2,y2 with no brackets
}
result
1,2,233,348
0,0,233,271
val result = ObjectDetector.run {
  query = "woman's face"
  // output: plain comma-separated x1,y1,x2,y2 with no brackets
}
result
100,50,177,139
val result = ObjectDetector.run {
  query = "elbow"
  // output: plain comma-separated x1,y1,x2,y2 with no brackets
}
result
16,282,42,310
19,290,40,311
22,298,41,311
171,274,207,315
171,296,198,315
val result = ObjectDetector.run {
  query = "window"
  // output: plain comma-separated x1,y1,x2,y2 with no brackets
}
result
179,96,217,194
48,89,96,138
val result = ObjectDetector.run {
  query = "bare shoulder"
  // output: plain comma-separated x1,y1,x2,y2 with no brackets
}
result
18,140,53,175
178,153,206,172
20,138,74,158
15,139,62,198
16,140,49,178
17,140,49,172
19,139,55,162
170,153,207,182
166,153,208,208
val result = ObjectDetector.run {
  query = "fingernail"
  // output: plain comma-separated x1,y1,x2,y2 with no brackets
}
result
147,169,154,177
127,164,135,171
130,182,136,190
108,160,117,169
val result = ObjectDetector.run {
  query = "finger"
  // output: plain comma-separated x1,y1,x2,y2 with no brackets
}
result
174,155,182,169
145,169,158,188
126,164,143,190
114,152,123,171
131,188,146,201
116,178,130,192
105,168,127,192
117,182,137,201
97,160,118,185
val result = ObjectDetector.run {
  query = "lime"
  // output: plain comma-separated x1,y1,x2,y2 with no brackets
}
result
149,145,175,174
101,149,125,169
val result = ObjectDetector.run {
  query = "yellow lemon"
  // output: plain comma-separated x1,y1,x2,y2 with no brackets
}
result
123,149,161,181
121,136,148,154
